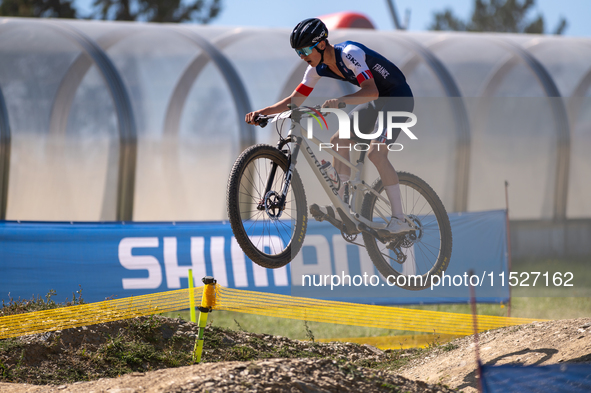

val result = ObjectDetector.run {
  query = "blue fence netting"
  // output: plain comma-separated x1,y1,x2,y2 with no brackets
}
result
481,363,591,393
0,210,510,305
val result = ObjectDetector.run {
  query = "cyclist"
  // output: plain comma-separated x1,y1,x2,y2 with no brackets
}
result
245,18,414,235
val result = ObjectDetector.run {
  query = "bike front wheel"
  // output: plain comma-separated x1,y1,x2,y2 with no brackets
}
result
227,144,308,269
361,172,452,290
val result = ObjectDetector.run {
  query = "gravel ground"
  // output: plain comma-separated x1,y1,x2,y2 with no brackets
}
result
2,316,590,392
0,315,456,392
398,317,591,392
0,358,457,393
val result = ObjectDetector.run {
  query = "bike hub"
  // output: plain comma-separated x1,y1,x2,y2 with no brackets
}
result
263,191,284,220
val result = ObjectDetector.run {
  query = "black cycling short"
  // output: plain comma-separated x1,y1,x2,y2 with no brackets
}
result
348,95,414,144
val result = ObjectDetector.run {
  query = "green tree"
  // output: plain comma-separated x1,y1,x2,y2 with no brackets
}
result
0,0,77,18
92,0,221,23
429,0,568,35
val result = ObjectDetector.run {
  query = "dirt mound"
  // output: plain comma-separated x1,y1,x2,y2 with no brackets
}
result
1,316,590,392
0,358,456,393
398,317,591,392
0,315,453,392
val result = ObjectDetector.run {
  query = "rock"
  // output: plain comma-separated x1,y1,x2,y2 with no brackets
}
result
362,344,384,356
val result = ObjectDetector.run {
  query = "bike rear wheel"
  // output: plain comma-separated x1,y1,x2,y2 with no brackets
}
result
227,144,307,269
361,172,452,290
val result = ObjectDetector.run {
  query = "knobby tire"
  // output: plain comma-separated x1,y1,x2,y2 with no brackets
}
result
227,144,307,269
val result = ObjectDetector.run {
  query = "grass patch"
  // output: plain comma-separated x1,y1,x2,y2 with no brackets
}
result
397,297,591,320
511,256,591,297
1,286,84,317
165,310,414,341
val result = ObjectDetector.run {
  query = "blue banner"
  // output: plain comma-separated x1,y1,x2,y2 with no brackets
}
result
290,210,509,303
0,210,509,305
482,364,591,393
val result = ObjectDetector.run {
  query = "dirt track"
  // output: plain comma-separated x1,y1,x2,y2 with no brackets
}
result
398,317,591,392
0,317,590,392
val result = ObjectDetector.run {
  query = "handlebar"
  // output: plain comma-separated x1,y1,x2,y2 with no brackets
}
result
254,102,346,128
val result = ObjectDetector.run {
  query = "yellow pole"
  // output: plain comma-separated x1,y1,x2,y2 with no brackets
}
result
193,276,216,363
188,269,196,323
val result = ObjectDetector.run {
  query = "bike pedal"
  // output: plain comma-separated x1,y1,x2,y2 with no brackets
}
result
310,204,326,222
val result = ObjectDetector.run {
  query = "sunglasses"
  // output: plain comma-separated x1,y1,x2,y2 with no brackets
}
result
295,41,320,57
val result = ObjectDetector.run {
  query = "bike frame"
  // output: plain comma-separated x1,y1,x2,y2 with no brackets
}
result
276,112,393,233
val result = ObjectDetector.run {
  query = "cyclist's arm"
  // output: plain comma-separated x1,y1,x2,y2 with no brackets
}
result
323,79,378,108
259,90,307,115
245,91,307,125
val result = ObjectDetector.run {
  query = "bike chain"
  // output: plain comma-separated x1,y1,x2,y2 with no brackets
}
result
340,230,365,248
341,231,408,265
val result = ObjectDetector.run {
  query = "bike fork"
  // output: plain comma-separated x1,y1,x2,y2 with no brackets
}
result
278,138,301,207
261,138,301,211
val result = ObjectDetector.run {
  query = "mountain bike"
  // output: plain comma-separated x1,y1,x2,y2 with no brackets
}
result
226,105,452,290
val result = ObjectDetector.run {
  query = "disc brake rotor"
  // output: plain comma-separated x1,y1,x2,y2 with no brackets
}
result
264,191,283,220
384,215,425,264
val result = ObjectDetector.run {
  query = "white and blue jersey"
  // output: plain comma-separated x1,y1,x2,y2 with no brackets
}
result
295,41,412,98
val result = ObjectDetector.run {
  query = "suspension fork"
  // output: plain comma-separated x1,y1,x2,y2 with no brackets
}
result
261,137,290,194
261,136,301,210
279,136,301,208
264,161,279,197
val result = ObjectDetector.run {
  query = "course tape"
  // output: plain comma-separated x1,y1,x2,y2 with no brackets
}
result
0,285,539,340
0,287,203,339
317,334,465,350
214,287,538,336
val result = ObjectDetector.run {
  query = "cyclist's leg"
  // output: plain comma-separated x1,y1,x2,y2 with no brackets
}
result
337,100,379,176
367,141,398,187
367,97,414,230
332,101,372,196
368,136,404,218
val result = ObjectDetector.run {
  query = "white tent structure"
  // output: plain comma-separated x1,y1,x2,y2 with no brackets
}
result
0,18,589,255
